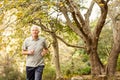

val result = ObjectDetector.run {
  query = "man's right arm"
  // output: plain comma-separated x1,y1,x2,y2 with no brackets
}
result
22,50,34,55
22,38,34,55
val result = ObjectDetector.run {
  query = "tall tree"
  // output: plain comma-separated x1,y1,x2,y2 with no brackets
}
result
57,0,116,78
106,0,120,77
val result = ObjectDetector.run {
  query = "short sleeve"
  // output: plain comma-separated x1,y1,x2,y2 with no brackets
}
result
43,38,48,49
22,38,28,50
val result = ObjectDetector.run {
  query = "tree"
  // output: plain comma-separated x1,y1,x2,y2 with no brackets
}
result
56,0,116,78
106,0,120,77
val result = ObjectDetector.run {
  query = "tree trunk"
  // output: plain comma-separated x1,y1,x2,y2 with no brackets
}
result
51,33,63,80
106,48,119,78
106,20,120,78
89,45,104,76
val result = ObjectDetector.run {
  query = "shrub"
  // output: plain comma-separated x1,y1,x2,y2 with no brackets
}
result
42,64,56,80
0,64,26,80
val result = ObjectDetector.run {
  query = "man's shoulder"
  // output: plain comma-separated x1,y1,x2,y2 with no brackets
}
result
39,36,46,40
25,36,32,41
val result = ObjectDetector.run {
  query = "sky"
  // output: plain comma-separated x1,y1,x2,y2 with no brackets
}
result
49,0,100,22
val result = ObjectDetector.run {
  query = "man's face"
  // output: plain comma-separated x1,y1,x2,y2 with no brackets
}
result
31,27,39,37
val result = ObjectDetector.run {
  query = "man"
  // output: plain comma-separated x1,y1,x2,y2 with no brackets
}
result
22,25,48,80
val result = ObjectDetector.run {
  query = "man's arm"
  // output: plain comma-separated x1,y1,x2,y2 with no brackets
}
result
41,48,48,56
22,50,34,55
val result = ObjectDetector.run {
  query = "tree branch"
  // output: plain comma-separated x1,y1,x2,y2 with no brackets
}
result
66,0,85,26
85,0,95,21
59,5,83,38
31,19,53,33
56,35,86,49
63,0,92,46
93,0,109,39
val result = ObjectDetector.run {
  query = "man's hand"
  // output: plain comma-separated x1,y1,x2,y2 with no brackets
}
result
41,49,48,56
28,50,34,55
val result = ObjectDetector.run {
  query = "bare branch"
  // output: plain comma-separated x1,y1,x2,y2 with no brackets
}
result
93,0,108,39
47,42,52,48
59,2,92,46
66,0,85,25
56,35,86,49
61,0,92,46
85,0,95,20
72,11,91,42
31,19,53,33
59,6,82,37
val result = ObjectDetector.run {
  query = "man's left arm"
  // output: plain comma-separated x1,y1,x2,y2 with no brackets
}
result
41,38,48,56
41,48,48,56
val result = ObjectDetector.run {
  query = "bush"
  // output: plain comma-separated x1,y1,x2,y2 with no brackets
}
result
0,64,26,80
61,52,91,78
77,66,91,75
42,64,56,80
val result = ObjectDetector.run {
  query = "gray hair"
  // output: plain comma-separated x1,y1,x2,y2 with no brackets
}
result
30,25,40,31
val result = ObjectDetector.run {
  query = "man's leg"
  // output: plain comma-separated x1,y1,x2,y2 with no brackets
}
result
35,65,44,80
26,66,35,80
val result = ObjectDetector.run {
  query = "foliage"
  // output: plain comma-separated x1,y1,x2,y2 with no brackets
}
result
98,27,113,64
42,64,56,80
61,50,90,79
0,64,25,80
117,55,120,71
